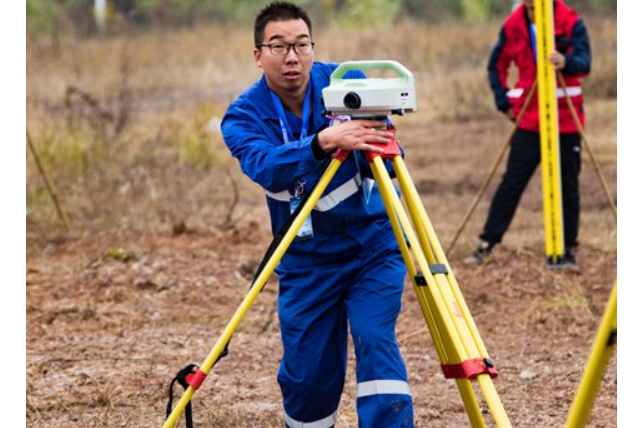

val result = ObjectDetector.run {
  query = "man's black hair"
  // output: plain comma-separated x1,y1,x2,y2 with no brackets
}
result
254,2,312,47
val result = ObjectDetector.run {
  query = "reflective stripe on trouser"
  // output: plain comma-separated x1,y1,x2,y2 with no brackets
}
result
356,380,413,428
284,411,337,428
277,243,413,428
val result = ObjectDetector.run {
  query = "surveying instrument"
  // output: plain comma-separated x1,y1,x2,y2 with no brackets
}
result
163,60,512,428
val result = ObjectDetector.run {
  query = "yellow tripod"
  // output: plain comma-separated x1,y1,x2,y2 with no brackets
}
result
565,280,617,428
163,130,512,426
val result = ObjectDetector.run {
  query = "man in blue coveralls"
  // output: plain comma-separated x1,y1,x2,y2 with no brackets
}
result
221,2,414,427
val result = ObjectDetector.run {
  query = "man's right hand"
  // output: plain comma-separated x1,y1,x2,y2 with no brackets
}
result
504,109,517,122
317,120,393,154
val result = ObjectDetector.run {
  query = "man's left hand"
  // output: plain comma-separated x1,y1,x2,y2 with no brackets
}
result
549,50,566,70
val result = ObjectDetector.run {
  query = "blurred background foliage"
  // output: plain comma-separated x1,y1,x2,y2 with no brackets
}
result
26,0,616,237
27,0,616,38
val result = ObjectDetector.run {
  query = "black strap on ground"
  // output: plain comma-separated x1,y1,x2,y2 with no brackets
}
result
166,364,197,428
165,346,229,427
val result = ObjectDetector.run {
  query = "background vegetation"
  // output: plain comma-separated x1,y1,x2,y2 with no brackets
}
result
27,0,617,38
26,1,616,248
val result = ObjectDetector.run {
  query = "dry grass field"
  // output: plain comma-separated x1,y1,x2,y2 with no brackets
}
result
26,16,616,428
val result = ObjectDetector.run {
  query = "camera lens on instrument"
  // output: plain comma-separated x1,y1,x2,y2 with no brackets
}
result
343,92,361,110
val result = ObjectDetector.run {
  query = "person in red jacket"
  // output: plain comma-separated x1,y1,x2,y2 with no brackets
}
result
465,0,591,271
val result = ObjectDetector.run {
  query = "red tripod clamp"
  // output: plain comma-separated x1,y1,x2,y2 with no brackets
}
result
441,358,498,380
185,366,208,390
363,125,402,163
331,124,401,163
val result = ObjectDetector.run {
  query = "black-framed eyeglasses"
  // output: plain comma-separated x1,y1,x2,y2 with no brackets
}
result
257,42,315,55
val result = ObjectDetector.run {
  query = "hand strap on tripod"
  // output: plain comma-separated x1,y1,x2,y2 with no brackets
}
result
166,364,200,428
165,351,229,427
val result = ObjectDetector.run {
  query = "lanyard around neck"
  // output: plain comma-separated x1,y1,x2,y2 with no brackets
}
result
529,23,538,64
270,80,312,144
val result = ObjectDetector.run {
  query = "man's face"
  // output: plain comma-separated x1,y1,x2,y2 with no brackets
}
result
254,19,313,98
523,0,534,10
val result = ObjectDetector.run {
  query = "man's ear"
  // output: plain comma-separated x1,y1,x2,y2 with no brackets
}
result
254,49,262,68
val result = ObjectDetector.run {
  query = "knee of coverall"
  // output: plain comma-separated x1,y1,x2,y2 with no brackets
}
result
276,291,349,409
276,262,350,385
349,291,413,428
276,262,351,427
349,294,407,382
346,245,408,380
346,246,414,427
351,324,413,428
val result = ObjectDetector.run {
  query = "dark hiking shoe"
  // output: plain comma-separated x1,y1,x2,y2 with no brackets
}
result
545,247,581,273
562,247,581,273
545,256,565,270
464,241,493,265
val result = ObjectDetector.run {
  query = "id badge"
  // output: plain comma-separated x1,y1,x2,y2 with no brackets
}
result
290,197,314,240
362,177,374,206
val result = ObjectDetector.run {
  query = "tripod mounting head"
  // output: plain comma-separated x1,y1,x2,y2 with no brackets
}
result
322,60,418,119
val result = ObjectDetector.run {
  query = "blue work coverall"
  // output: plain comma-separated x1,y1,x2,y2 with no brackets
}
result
222,61,414,428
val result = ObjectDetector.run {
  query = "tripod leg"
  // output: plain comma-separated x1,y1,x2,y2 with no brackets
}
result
369,157,488,428
162,156,347,428
393,156,490,357
391,155,513,427
565,281,617,428
372,154,514,427
370,157,471,360
556,70,617,224
375,171,449,361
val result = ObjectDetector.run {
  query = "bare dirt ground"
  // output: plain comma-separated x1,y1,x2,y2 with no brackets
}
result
26,100,616,427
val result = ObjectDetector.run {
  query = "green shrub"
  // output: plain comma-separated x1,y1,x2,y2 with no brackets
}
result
27,0,62,39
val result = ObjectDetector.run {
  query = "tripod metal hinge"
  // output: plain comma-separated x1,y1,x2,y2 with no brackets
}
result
442,357,498,380
414,273,428,286
429,264,448,275
414,264,449,287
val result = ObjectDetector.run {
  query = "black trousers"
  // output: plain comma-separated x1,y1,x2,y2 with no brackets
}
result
480,129,582,250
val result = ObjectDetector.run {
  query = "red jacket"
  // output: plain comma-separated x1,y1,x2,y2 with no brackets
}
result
487,0,591,133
